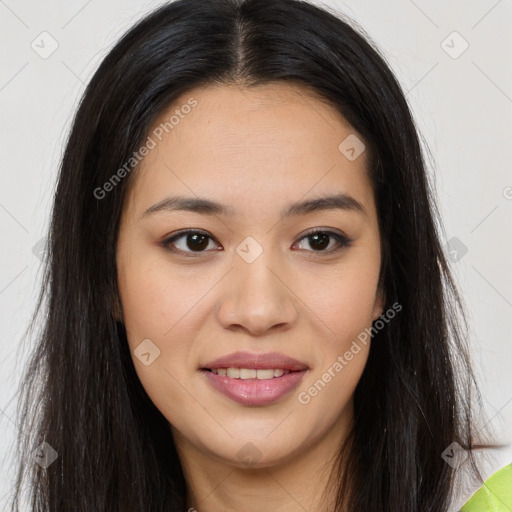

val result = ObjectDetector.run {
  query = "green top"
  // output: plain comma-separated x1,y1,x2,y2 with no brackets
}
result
461,463,512,511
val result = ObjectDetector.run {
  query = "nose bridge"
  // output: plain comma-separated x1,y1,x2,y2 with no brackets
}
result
237,249,281,298
217,240,298,333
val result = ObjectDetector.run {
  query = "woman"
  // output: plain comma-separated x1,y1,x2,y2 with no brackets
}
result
11,0,510,510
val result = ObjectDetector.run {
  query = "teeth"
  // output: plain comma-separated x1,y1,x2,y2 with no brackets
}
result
256,369,274,380
240,368,257,379
210,368,291,380
227,367,240,378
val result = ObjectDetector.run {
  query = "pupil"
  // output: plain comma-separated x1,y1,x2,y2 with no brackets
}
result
310,233,329,251
187,234,209,251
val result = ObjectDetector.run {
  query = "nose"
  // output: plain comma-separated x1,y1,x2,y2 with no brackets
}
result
215,251,299,336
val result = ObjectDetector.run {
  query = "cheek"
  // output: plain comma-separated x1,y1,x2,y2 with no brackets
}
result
116,249,220,409
294,345,368,450
117,252,210,346
117,257,203,428
295,272,375,428
292,248,380,412
298,256,381,344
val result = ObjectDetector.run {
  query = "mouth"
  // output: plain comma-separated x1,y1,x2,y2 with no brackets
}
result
200,352,309,406
200,368,308,406
203,367,292,379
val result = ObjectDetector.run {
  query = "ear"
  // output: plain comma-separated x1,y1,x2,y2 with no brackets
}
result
372,288,385,322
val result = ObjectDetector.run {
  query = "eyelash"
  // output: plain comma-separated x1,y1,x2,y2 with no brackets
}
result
161,228,353,258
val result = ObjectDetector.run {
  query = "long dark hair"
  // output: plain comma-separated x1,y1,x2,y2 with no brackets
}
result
12,0,485,510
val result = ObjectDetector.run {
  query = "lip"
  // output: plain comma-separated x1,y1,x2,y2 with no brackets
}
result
201,351,309,372
202,368,308,406
200,351,309,406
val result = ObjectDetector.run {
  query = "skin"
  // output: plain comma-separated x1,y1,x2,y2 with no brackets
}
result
116,82,384,512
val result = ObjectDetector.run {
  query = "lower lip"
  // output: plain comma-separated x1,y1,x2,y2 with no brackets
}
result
202,369,307,406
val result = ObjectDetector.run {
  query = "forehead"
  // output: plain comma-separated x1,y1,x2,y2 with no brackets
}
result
123,82,376,222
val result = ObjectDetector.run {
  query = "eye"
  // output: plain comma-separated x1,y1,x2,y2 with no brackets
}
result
161,228,352,258
161,229,221,256
293,229,352,255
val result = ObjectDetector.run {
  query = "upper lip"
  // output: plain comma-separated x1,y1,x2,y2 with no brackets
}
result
202,351,309,371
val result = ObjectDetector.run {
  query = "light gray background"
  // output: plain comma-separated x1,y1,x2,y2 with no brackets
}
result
1,0,511,509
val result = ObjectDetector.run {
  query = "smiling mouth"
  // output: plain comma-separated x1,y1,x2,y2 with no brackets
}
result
200,366,308,406
202,367,292,379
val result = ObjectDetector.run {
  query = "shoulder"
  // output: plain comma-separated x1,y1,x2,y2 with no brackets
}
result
461,463,512,511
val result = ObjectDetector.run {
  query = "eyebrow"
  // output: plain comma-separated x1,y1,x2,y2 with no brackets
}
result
140,193,367,220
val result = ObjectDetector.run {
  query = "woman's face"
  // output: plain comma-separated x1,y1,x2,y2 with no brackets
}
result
116,82,383,469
